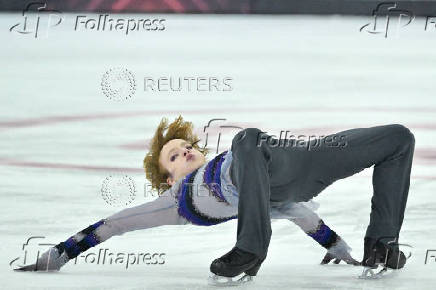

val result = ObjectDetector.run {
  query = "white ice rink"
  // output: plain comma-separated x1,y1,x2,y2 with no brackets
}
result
1,13,436,289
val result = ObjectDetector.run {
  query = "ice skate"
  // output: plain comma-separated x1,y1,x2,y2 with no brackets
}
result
208,247,264,286
359,236,412,279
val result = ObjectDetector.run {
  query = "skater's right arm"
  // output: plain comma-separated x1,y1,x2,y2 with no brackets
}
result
14,188,189,272
96,190,189,241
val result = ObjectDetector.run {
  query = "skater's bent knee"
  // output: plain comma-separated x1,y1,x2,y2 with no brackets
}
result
231,128,265,151
388,124,415,147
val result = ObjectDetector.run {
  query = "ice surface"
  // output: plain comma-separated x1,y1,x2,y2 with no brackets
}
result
1,13,436,289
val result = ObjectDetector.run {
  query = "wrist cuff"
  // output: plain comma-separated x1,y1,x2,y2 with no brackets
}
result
306,219,339,249
55,219,105,259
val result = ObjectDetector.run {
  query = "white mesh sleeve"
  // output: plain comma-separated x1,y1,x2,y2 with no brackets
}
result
270,199,321,233
95,190,189,242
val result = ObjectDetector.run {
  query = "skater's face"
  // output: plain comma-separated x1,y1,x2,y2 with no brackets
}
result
159,139,206,186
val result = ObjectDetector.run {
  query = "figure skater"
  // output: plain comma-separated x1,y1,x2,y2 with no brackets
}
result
15,115,413,283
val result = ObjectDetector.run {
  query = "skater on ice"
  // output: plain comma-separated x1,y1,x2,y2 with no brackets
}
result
14,115,415,284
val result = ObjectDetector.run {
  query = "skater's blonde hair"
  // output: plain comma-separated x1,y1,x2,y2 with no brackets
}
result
143,114,210,195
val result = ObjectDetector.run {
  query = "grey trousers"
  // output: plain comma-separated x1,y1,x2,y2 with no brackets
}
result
229,124,415,259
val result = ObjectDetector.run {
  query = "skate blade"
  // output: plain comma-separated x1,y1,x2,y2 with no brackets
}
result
13,264,37,272
208,273,254,286
358,266,389,279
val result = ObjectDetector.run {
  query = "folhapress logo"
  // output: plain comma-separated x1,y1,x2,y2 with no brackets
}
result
425,249,436,264
9,2,63,38
74,15,165,35
10,2,166,38
9,236,56,270
360,2,414,38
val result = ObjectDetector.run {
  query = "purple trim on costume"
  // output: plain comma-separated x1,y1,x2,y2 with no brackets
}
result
203,151,228,202
176,171,207,225
176,161,237,226
64,237,81,257
83,233,100,247
92,220,105,229
308,223,332,245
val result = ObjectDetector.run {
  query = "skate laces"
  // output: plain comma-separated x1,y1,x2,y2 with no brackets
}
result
221,248,242,263
221,247,256,264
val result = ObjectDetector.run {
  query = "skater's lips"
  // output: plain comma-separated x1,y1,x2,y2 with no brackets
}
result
186,153,194,161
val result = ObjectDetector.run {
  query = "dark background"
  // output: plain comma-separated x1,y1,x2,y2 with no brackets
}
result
1,0,436,15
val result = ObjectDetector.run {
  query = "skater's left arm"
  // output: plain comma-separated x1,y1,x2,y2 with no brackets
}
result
273,201,360,265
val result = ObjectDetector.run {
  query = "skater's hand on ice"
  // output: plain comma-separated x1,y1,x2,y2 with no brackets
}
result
320,252,360,265
321,238,361,266
14,247,69,272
